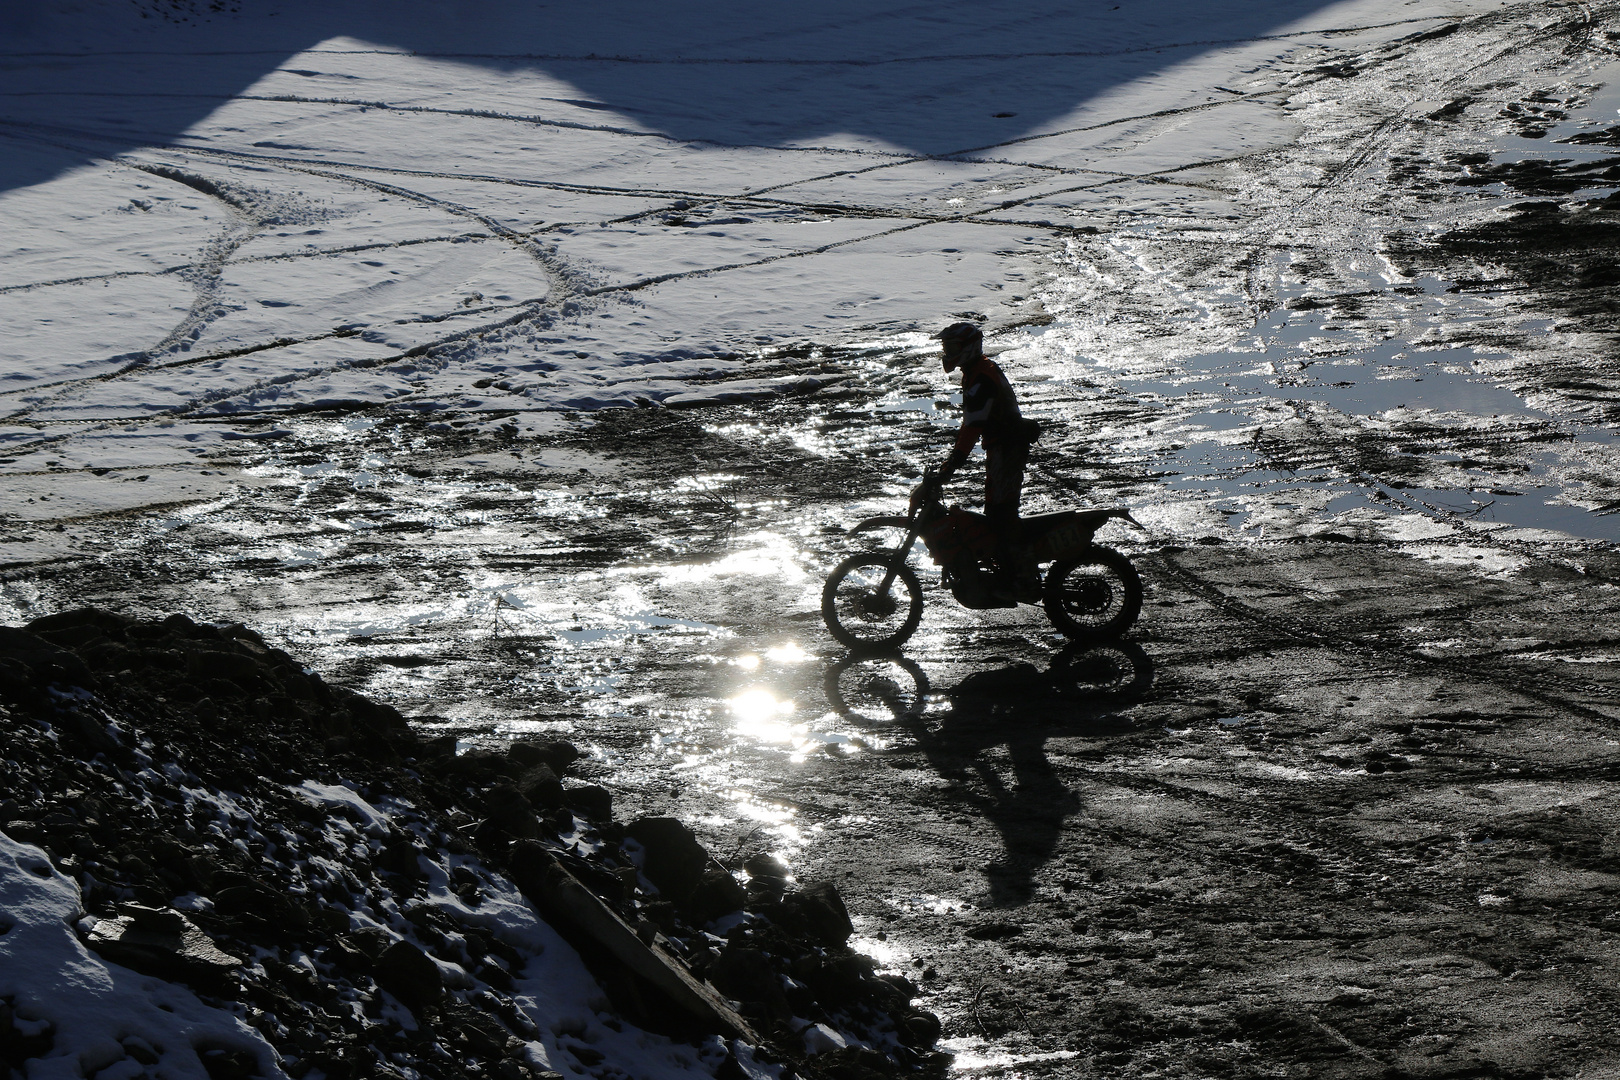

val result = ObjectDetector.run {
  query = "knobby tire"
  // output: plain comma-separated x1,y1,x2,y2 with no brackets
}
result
822,553,925,651
1043,546,1143,642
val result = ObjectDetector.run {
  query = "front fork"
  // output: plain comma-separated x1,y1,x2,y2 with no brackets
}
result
875,516,923,597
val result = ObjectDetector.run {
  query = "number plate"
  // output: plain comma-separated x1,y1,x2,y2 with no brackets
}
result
1046,524,1086,556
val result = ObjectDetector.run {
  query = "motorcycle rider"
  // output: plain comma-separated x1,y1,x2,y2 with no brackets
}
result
933,321,1040,602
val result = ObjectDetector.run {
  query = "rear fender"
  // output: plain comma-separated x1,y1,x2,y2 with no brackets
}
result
1031,507,1138,562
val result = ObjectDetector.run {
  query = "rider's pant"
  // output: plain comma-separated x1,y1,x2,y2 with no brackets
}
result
985,444,1028,580
985,443,1026,514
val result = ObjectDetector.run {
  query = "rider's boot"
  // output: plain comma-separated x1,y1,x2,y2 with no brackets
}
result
989,545,1039,604
988,504,1034,603
989,569,1019,605
1012,546,1041,604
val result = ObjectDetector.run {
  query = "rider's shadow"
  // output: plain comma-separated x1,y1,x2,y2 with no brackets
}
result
826,643,1153,906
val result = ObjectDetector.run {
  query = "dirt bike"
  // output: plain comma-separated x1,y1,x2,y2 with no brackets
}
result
821,469,1143,650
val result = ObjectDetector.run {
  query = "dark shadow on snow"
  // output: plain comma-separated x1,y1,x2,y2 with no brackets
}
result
1,0,1355,195
825,641,1153,905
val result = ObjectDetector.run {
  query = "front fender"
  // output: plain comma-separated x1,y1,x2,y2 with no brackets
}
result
849,515,912,535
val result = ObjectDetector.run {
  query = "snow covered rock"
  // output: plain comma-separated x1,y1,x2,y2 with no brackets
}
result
81,904,244,991
0,832,281,1080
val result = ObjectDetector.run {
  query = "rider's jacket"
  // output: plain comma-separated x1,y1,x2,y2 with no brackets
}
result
942,353,1024,478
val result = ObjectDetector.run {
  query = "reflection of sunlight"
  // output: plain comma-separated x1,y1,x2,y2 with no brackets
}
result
706,787,815,854
728,691,869,761
645,531,807,584
479,576,724,646
939,1038,1080,1074
721,788,797,827
884,893,972,916
674,473,742,491
734,643,806,671
495,718,577,736
849,934,907,970
730,688,795,743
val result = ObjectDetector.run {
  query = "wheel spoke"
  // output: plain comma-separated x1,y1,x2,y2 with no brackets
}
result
822,554,925,649
1042,548,1143,643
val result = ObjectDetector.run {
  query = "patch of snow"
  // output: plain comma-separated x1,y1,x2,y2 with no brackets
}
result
0,830,285,1080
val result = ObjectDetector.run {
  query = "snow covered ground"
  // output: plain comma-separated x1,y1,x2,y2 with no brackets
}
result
9,4,1620,1076
3,0,1509,482
0,831,287,1080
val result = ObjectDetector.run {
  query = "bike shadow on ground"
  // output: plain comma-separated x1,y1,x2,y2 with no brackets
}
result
824,641,1154,906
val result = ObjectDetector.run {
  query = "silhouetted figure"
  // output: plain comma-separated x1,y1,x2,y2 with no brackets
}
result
934,322,1039,602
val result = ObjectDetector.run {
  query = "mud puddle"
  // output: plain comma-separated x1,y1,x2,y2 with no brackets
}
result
1123,278,1620,541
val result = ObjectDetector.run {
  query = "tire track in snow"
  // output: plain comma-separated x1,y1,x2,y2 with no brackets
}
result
173,138,1284,236
117,162,264,358
0,287,564,440
0,160,275,425
111,165,1172,417
0,149,586,424
2,7,1560,439
7,88,932,162
0,4,1493,248
9,112,1119,428
0,79,1331,248
0,232,493,297
133,211,938,420
207,156,591,299
0,295,541,404
5,56,1338,211
0,143,1270,439
178,143,1102,234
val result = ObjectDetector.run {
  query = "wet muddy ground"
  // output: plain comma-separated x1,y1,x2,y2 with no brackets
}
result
9,383,1620,1078
9,1,1620,1076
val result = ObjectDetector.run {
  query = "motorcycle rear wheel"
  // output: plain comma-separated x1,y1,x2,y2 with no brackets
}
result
1043,547,1142,642
822,553,925,650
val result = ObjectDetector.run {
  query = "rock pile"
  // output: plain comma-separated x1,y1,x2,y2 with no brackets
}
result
0,609,945,1080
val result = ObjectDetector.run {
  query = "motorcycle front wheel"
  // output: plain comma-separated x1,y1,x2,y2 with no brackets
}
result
1043,547,1142,642
821,553,925,650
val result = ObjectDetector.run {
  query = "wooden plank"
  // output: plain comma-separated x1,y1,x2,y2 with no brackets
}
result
507,840,765,1044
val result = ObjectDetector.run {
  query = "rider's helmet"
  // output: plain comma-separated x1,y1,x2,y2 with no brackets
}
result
937,321,983,373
